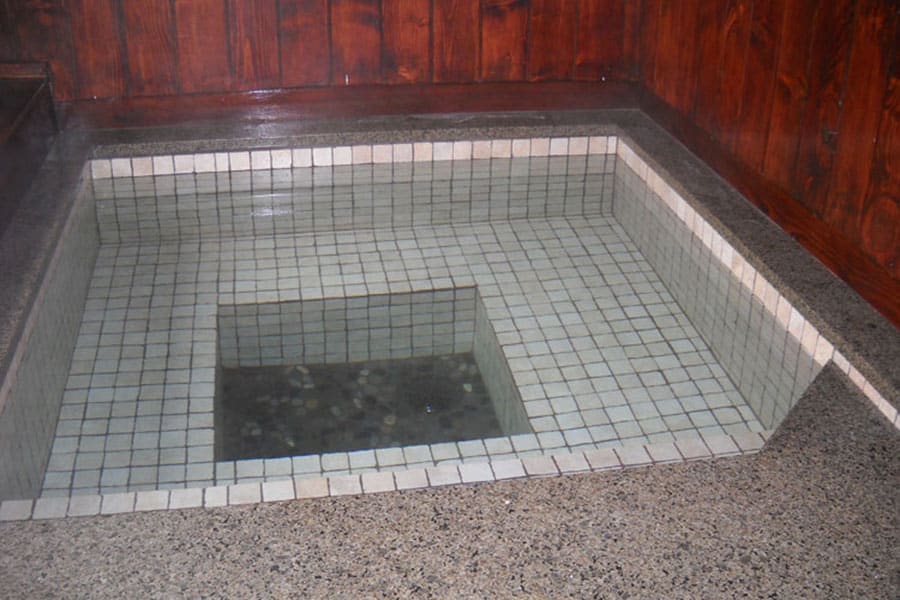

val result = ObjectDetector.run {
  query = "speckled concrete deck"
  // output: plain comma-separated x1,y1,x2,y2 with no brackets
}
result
1,110,897,598
1,365,897,598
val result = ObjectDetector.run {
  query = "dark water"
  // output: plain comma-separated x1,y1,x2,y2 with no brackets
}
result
216,352,503,461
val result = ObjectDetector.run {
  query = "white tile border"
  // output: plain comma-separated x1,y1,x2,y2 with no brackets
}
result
88,136,617,180
615,139,898,432
0,430,773,521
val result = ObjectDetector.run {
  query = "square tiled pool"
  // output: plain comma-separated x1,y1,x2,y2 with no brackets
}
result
215,287,529,460
8,128,887,521
39,138,778,499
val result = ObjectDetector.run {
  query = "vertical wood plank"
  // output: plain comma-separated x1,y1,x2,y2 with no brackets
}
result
481,0,528,81
713,0,753,148
12,1,76,100
732,0,786,169
861,48,900,277
762,0,818,190
690,1,726,131
175,0,231,94
279,0,330,87
382,0,430,83
0,0,16,60
792,0,855,212
331,0,382,85
121,0,178,96
825,1,898,243
228,0,280,90
621,0,642,81
527,0,577,81
69,0,125,99
433,0,480,83
690,0,753,145
651,0,700,113
638,0,660,87
574,0,625,81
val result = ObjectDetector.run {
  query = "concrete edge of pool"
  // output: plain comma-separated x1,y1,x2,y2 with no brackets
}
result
0,111,897,520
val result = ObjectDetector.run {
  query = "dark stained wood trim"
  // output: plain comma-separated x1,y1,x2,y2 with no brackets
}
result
58,81,639,130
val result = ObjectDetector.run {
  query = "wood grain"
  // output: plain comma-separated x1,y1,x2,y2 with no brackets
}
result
762,0,818,191
0,0,15,60
732,0,785,169
433,0,480,83
688,0,753,143
175,0,231,94
121,0,177,96
650,0,699,113
69,0,124,99
228,0,280,90
575,0,625,81
638,0,660,88
481,0,528,81
331,0,381,85
382,0,431,83
859,6,900,278
621,0,642,81
279,0,330,87
639,87,900,327
824,1,897,243
527,0,577,81
13,0,76,100
61,81,637,129
792,0,855,212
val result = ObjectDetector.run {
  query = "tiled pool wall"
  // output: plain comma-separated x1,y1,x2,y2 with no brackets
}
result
473,295,532,435
0,171,98,499
615,161,822,429
91,140,614,246
218,288,477,368
0,131,896,520
613,141,895,428
217,286,529,436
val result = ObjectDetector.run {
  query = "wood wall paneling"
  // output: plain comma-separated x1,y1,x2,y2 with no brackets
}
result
650,0,700,113
0,0,15,59
732,0,785,169
791,0,855,211
527,0,578,81
574,0,625,81
860,26,900,277
762,0,818,191
823,1,898,244
69,0,125,100
691,0,753,146
228,0,280,90
640,0,900,317
13,1,75,100
175,0,231,94
382,0,431,83
621,0,643,81
433,0,480,83
279,0,330,88
638,0,660,88
481,0,528,82
330,0,382,85
121,0,177,97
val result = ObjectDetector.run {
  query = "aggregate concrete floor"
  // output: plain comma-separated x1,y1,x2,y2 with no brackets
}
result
2,364,896,599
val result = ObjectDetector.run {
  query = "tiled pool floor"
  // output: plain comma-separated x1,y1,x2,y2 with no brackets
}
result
42,215,764,498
